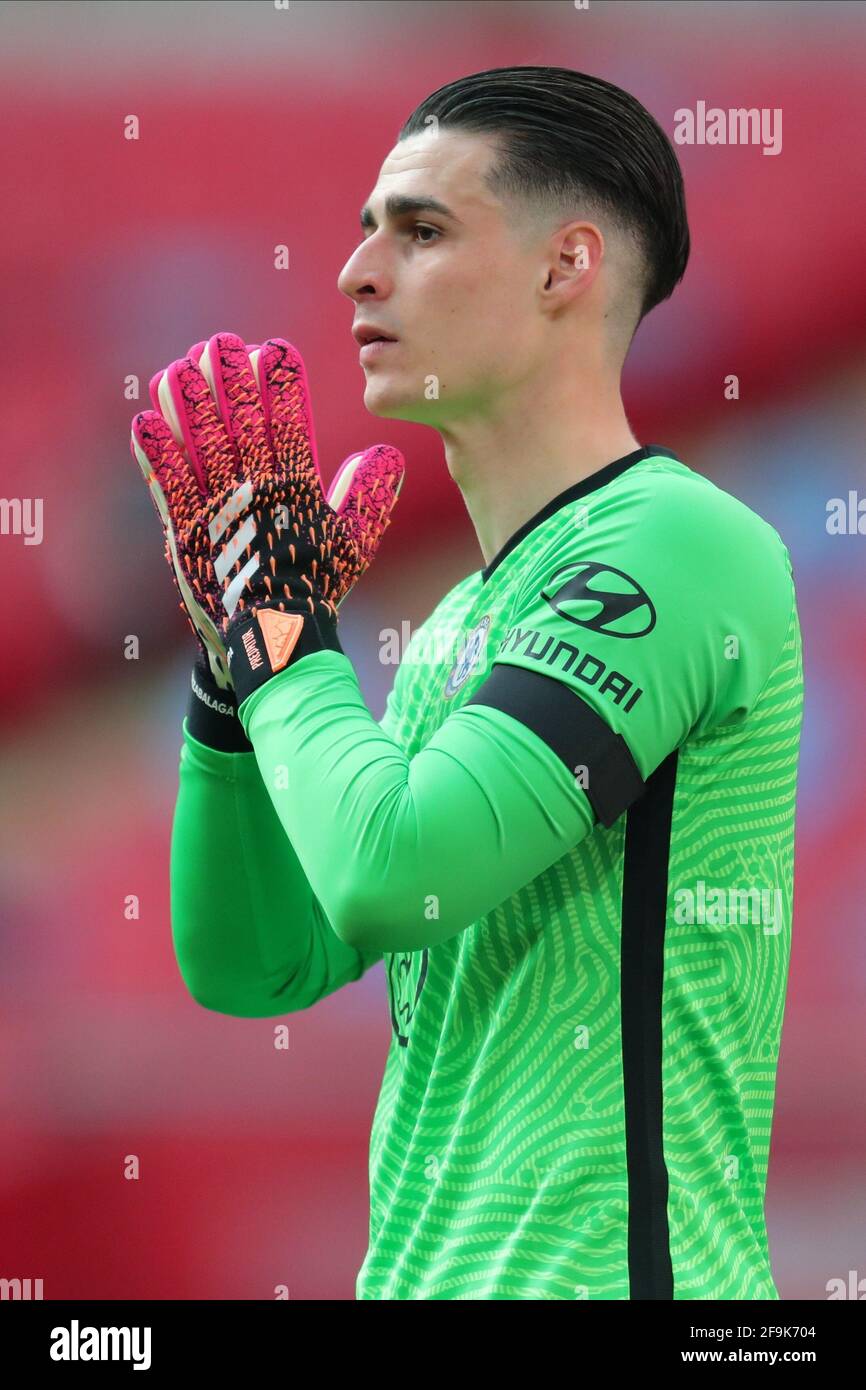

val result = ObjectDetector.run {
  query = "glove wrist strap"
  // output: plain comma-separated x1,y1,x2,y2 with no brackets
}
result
187,657,255,753
226,599,343,706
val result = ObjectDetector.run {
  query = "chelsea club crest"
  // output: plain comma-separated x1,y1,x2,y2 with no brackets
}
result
443,615,491,698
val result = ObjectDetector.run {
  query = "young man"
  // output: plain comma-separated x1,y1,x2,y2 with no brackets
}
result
133,67,803,1300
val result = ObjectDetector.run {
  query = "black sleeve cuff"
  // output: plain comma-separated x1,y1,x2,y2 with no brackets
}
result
465,662,645,828
186,658,255,753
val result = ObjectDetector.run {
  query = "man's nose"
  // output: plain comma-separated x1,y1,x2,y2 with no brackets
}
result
338,242,391,301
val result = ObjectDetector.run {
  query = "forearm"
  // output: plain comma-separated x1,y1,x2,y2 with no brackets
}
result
237,651,594,954
172,720,378,1016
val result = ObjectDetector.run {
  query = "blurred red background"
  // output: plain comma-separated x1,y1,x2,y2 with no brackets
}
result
1,0,864,1299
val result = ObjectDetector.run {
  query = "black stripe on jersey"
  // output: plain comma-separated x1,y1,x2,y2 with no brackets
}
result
621,748,678,1299
464,662,645,827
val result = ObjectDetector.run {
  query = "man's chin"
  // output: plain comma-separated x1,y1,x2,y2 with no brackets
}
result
363,379,442,425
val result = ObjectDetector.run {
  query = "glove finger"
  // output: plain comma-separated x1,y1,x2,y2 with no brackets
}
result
131,409,203,521
159,354,238,497
149,338,238,430
257,338,323,496
146,345,204,414
162,537,233,691
132,411,229,675
247,346,262,400
325,452,364,510
330,444,405,566
197,331,274,484
150,344,204,430
148,368,165,413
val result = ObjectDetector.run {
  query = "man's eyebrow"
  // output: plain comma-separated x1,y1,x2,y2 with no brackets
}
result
359,194,460,229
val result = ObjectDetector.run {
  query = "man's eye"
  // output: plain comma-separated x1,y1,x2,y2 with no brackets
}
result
412,223,441,244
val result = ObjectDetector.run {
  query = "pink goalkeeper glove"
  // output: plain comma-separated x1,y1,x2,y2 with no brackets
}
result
131,331,405,703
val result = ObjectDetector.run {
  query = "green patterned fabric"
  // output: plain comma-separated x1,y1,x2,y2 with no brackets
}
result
355,451,803,1298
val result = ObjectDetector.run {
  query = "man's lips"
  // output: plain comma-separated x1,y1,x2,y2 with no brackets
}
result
359,338,399,363
352,323,399,346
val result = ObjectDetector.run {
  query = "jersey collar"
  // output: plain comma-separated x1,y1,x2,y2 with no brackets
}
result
479,445,681,585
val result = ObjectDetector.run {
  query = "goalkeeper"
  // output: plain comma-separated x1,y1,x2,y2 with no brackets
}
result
133,67,803,1301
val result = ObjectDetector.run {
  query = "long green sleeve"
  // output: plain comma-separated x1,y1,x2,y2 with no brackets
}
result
236,651,596,955
171,721,380,1016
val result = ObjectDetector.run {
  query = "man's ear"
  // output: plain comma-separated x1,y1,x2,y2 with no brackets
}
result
541,221,603,304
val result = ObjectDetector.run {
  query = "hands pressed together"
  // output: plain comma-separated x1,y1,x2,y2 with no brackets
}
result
131,331,405,707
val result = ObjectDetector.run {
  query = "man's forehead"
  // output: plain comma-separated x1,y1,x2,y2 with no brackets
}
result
368,129,500,209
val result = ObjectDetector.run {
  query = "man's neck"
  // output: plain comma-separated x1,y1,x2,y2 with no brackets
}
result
437,377,640,568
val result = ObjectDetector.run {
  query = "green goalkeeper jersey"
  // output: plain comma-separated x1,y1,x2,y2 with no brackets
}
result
171,445,803,1299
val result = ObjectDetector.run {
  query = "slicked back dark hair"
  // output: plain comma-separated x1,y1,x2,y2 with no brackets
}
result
399,66,689,329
